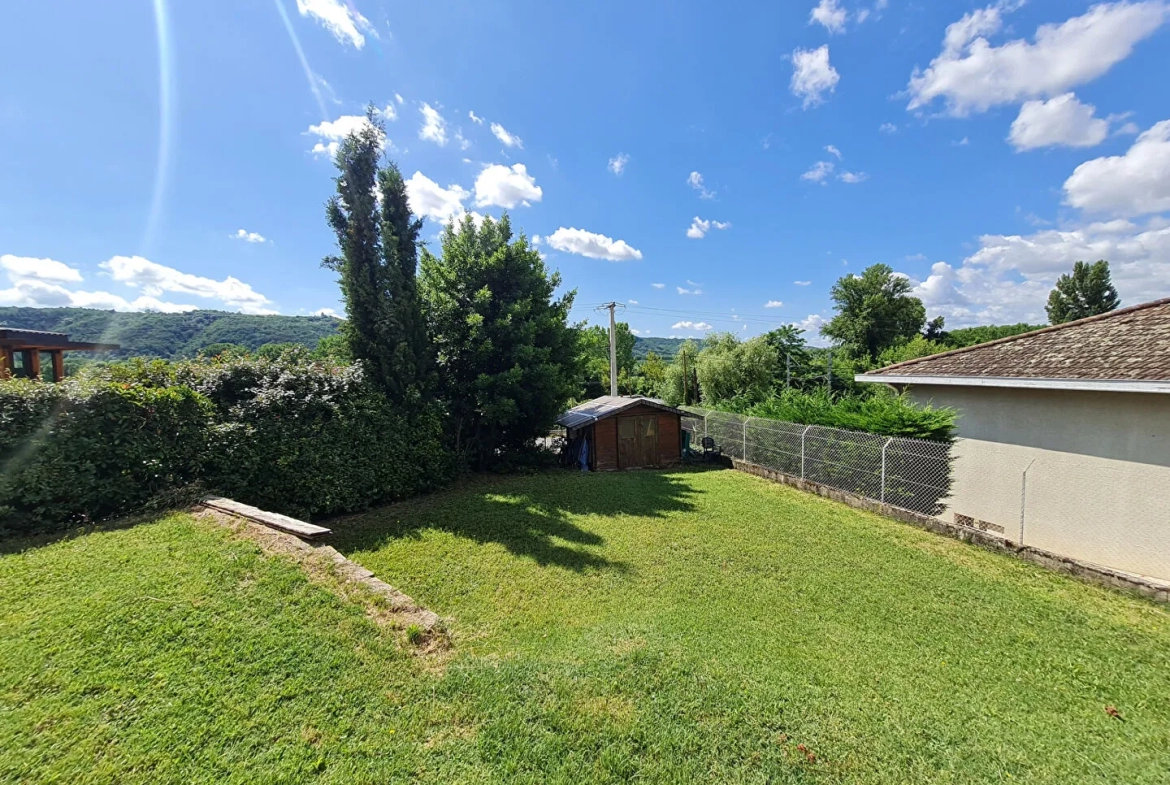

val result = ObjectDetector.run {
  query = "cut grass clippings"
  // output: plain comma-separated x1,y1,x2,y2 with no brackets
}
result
3,468,1170,783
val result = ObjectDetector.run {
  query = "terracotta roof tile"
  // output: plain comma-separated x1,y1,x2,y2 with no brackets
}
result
865,298,1170,382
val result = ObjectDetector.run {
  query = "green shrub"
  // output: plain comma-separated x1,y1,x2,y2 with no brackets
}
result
718,387,956,442
0,378,211,530
189,356,451,519
1,356,451,534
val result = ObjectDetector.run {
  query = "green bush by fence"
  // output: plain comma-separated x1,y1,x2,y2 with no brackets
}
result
0,355,450,534
715,387,957,442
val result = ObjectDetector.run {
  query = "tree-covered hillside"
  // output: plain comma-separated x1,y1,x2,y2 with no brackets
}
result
0,307,341,359
632,336,693,360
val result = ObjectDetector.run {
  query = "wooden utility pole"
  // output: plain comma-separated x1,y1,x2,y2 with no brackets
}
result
681,347,689,405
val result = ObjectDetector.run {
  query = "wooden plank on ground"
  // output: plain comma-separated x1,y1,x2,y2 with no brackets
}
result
201,496,331,538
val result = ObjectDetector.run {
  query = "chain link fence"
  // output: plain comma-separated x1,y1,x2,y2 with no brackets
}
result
684,408,953,517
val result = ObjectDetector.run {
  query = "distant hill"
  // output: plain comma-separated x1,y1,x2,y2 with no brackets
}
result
633,336,693,360
0,307,341,359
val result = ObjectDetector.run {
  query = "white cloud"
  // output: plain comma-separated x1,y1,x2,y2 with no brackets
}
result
628,299,639,305
608,153,630,175
671,320,713,331
395,93,404,105
880,122,898,134
839,171,869,183
233,229,267,244
468,110,483,124
765,300,784,308
313,307,342,318
909,217,1170,325
405,171,470,222
296,0,375,49
1,254,83,283
473,163,542,208
546,227,642,261
953,137,970,146
907,1,1170,116
794,280,812,286
0,278,199,313
795,314,828,344
490,122,523,148
687,171,715,199
810,0,847,33
825,144,843,160
677,287,703,295
1009,93,1109,151
1063,120,1170,217
651,283,665,289
100,255,274,314
686,216,731,239
419,103,448,146
801,161,834,183
307,108,393,155
791,45,840,108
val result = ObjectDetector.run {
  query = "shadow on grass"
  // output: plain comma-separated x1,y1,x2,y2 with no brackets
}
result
0,511,176,557
328,466,719,572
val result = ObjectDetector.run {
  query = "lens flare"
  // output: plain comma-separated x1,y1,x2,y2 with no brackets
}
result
142,0,176,256
273,0,329,121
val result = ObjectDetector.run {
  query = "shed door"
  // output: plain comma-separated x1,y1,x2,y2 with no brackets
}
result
617,415,659,469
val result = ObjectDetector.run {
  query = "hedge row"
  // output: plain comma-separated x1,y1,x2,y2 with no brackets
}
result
0,356,450,534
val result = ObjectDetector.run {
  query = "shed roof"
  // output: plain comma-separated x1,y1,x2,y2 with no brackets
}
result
0,328,120,352
556,395,695,429
856,297,1170,394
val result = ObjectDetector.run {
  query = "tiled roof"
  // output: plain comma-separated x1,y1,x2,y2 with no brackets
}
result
862,298,1170,382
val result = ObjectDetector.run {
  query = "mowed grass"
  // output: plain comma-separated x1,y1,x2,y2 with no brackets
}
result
3,469,1170,783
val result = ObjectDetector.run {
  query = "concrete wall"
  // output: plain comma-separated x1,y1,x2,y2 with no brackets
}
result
906,385,1170,581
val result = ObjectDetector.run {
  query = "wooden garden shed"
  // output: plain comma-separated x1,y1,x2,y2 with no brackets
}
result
557,395,696,471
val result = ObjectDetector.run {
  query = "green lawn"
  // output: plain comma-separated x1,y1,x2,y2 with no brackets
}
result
3,468,1169,783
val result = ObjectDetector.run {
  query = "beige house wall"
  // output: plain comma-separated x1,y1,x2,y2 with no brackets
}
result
906,385,1170,581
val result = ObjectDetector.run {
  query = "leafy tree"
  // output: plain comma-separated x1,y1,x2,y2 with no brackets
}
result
312,333,352,361
420,214,579,467
1045,260,1120,324
943,323,1043,348
197,343,250,360
578,322,636,396
763,325,812,389
875,335,946,367
632,351,668,397
922,316,948,343
822,264,926,359
661,340,700,406
695,333,779,404
323,107,431,403
255,342,302,360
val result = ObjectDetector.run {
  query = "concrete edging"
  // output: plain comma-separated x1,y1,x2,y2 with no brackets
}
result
197,500,443,632
730,458,1170,603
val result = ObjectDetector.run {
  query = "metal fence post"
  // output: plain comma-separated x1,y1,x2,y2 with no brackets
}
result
743,417,748,462
704,412,709,439
880,437,892,503
800,425,812,479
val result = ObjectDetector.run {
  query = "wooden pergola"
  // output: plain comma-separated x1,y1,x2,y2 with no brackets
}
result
0,329,120,382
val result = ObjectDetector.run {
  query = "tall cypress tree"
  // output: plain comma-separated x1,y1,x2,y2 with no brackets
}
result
323,107,431,403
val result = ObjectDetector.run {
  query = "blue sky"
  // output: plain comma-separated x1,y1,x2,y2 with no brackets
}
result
2,1,1169,341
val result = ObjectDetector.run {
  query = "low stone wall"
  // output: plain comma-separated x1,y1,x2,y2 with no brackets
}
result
731,459,1170,603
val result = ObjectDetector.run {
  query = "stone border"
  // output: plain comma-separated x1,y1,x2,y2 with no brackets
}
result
731,459,1170,603
196,503,444,637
